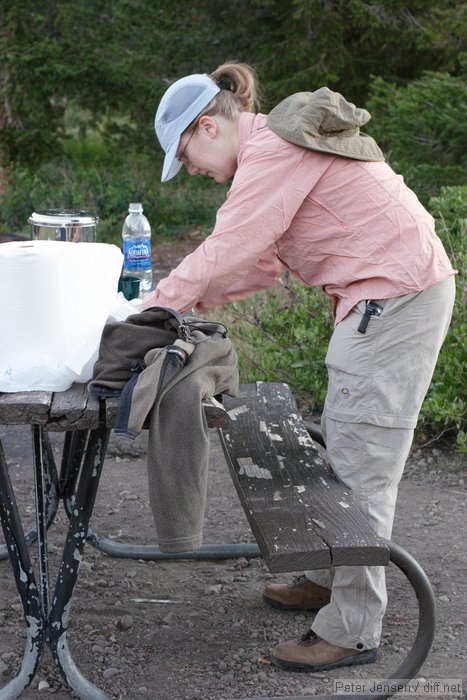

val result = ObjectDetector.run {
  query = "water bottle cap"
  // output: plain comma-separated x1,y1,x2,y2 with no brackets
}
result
128,203,143,213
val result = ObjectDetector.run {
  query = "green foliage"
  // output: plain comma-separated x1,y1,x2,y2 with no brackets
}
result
366,72,467,203
0,145,225,245
416,185,467,447
0,3,66,165
0,1,165,166
242,0,467,107
1,1,466,167
156,175,227,238
213,278,333,415
1,0,465,450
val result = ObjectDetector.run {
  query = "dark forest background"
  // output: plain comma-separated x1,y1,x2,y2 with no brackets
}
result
0,1,465,448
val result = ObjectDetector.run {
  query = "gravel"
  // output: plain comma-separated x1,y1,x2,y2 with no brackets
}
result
0,423,465,699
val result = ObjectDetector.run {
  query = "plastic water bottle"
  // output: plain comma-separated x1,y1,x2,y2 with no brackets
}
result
122,203,152,292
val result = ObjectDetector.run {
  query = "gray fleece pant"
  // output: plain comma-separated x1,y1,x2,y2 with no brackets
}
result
145,336,238,552
308,276,455,650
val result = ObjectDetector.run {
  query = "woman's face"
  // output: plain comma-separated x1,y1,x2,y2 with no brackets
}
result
176,115,238,183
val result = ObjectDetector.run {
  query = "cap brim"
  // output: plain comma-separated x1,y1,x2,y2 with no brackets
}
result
161,139,184,183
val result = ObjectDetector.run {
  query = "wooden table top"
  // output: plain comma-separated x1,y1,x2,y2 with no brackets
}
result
0,383,118,431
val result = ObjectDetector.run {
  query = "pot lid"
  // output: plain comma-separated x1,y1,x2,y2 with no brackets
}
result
28,209,99,226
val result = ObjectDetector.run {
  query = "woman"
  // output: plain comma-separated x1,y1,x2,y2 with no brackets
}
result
143,62,456,672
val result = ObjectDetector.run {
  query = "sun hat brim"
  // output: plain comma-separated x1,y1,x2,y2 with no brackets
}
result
155,74,221,183
161,139,184,183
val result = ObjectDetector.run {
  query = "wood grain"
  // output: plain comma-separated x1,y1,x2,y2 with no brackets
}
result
220,382,389,573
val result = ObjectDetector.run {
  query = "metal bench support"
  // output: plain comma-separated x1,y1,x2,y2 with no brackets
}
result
242,540,436,700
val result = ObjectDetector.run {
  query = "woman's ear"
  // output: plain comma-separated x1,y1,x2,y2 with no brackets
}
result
198,115,218,139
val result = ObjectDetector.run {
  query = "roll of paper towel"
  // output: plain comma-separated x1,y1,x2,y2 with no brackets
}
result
0,240,124,392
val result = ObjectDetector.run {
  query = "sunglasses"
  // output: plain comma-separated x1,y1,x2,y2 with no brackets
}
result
178,124,198,164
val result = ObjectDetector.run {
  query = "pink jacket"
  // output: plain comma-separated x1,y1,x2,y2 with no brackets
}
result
144,112,455,324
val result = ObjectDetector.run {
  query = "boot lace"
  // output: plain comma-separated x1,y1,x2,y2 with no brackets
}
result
299,629,319,646
289,574,309,588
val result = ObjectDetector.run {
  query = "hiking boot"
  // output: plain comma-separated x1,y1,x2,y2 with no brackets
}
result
263,574,331,611
270,629,379,672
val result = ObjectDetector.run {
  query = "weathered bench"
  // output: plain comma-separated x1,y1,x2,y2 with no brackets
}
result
220,381,388,572
219,382,436,700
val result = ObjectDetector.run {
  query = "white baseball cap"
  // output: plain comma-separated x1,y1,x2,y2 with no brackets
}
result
155,74,221,182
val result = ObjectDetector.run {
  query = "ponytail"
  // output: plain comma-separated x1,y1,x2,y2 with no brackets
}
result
191,61,260,124
210,62,260,113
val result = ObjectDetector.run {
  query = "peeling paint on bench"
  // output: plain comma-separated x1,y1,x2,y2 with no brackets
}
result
219,382,390,572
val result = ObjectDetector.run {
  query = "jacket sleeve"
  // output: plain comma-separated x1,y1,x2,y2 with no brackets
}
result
195,247,286,312
143,132,331,313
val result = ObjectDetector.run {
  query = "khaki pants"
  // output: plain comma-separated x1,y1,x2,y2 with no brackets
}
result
308,276,455,650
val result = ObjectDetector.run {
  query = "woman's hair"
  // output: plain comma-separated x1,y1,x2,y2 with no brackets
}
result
194,62,260,125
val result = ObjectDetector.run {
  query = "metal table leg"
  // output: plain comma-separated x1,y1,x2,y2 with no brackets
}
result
0,423,112,700
0,434,44,700
48,422,111,699
59,430,88,501
0,431,59,562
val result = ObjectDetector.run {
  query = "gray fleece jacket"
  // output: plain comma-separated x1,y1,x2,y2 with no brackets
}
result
89,306,239,552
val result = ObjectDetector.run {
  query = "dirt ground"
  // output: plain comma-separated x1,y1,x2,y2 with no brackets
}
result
0,426,465,700
0,240,466,700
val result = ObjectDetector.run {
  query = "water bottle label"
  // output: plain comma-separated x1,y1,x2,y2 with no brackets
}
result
123,239,151,271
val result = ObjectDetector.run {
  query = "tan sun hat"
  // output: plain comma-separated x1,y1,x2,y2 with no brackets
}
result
267,87,384,162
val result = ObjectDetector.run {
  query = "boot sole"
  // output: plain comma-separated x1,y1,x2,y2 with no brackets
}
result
262,593,330,612
270,648,379,672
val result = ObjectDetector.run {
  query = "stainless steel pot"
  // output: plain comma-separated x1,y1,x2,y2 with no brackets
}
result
29,209,98,242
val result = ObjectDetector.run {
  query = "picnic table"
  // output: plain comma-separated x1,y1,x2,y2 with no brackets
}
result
0,382,436,700
0,382,261,700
